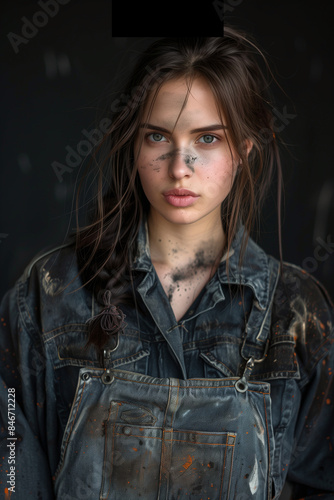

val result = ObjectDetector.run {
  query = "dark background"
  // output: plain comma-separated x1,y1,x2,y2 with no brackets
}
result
0,2,333,497
1,1,333,301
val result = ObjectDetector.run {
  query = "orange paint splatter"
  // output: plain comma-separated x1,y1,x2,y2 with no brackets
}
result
326,399,331,405
4,487,11,499
182,455,193,470
132,447,138,452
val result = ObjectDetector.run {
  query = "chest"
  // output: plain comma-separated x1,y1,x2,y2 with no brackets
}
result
153,261,216,322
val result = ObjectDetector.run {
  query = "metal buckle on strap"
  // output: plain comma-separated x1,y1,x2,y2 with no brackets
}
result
235,357,254,393
236,337,269,393
240,335,270,363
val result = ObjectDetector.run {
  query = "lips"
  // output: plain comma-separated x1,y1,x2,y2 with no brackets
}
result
163,188,199,197
163,188,200,207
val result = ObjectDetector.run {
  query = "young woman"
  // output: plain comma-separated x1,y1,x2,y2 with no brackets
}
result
1,30,333,499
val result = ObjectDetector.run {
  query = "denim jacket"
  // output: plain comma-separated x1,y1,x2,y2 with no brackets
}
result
0,223,333,499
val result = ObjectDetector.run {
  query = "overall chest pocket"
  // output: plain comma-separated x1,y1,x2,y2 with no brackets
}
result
100,408,236,500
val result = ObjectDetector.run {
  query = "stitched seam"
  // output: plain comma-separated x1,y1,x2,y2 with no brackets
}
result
227,438,235,499
170,382,180,427
101,404,112,500
263,393,271,499
219,438,228,499
105,404,121,500
56,380,86,478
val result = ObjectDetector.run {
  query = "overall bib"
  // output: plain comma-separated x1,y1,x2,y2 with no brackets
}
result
54,259,280,500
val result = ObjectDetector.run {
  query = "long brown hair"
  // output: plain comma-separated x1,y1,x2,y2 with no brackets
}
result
74,28,284,348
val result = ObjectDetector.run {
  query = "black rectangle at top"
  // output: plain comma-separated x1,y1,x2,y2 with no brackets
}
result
111,0,225,37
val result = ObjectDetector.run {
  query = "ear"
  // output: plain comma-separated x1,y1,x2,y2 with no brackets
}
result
244,139,253,158
237,139,253,165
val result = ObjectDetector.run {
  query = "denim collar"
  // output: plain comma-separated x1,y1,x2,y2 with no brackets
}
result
132,218,271,310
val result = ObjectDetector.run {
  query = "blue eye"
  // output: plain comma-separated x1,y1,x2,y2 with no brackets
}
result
148,133,166,142
198,135,217,144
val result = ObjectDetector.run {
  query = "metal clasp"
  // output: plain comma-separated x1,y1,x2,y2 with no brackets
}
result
101,369,114,385
235,357,254,393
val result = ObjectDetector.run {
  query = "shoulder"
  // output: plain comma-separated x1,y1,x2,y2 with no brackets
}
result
21,238,78,283
272,260,334,380
274,261,334,320
15,238,96,334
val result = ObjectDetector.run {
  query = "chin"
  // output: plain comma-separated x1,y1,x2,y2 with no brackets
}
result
159,211,202,226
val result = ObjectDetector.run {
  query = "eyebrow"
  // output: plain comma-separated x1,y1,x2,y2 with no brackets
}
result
139,123,228,134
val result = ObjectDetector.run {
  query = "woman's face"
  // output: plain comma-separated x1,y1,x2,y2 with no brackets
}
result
134,77,239,228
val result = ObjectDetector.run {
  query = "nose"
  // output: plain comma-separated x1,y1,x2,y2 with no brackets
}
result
168,150,196,179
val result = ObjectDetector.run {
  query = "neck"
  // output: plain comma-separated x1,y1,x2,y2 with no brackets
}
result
147,210,225,270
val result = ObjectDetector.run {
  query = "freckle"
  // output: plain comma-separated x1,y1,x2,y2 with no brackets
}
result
158,239,161,242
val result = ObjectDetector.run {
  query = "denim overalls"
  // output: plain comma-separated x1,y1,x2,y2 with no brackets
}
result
0,223,333,499
53,255,279,499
